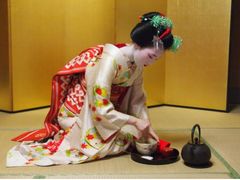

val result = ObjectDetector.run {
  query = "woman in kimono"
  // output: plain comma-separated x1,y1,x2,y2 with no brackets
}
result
7,12,182,166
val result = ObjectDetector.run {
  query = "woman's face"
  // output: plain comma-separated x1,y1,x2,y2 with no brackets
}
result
133,45,164,67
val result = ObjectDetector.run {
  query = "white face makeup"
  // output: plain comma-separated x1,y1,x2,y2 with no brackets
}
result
133,45,164,67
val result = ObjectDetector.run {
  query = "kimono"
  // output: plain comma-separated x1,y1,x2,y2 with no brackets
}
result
6,43,150,167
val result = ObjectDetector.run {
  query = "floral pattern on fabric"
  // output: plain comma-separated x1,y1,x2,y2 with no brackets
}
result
114,59,138,86
84,128,105,150
58,105,75,118
23,146,51,165
65,148,86,162
18,143,52,166
88,56,100,67
43,129,70,153
115,133,134,147
93,85,110,108
88,104,101,121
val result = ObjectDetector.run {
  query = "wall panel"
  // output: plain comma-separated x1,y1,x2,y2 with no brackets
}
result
165,0,231,110
1,0,233,111
0,0,12,111
115,0,167,106
8,0,115,111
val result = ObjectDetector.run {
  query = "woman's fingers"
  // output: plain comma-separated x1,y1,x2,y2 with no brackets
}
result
149,127,159,141
135,119,150,132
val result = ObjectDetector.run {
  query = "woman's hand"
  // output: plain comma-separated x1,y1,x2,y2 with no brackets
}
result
148,126,159,141
138,124,159,141
127,117,159,140
127,117,150,132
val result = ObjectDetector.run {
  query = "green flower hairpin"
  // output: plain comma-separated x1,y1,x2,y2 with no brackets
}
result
150,15,173,30
140,14,182,51
170,36,183,52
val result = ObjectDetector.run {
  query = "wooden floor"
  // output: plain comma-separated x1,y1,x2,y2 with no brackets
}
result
0,105,240,178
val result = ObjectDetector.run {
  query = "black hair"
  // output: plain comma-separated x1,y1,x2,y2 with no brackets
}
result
130,12,173,49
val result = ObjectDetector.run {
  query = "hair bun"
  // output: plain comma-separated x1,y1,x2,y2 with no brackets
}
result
131,12,173,49
131,11,182,50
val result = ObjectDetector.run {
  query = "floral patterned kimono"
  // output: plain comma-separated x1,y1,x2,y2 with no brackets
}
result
7,44,150,167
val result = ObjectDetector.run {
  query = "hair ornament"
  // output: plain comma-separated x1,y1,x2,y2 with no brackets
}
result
139,16,148,22
152,35,164,50
170,36,183,52
150,15,173,30
159,27,171,39
137,13,182,51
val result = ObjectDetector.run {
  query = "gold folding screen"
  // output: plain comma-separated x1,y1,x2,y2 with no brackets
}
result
0,0,115,111
165,0,231,110
115,0,167,106
0,0,232,111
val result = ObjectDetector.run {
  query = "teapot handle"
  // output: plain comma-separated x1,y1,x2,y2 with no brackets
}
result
191,124,201,144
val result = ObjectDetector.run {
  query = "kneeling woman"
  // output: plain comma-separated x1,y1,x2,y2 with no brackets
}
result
7,11,182,166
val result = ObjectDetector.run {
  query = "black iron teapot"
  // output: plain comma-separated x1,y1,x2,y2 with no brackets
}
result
181,124,211,166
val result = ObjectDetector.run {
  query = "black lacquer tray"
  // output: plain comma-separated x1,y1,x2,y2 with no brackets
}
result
131,148,180,165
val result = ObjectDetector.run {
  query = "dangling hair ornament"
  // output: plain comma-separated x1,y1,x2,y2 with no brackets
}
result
139,14,182,51
151,15,182,52
152,36,164,50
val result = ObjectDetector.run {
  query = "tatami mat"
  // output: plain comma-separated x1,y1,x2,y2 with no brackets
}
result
150,106,240,130
0,130,229,179
203,129,240,177
0,109,48,130
1,106,240,130
0,106,240,178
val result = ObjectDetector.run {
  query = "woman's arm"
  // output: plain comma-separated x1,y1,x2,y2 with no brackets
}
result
87,46,148,141
127,71,159,140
